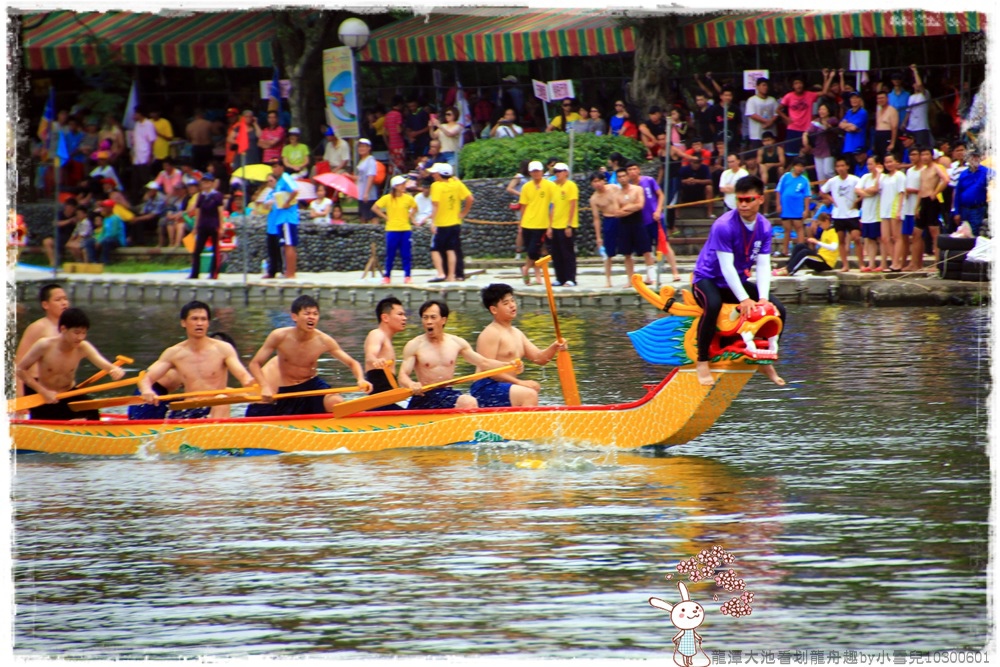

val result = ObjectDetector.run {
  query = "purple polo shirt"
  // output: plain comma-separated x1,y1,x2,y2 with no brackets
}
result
693,209,772,288
636,175,661,225
196,190,224,231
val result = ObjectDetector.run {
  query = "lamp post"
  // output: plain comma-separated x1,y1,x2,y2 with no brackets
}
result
338,18,370,171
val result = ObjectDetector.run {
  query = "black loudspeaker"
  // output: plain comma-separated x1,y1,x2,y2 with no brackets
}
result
938,236,976,280
960,261,990,282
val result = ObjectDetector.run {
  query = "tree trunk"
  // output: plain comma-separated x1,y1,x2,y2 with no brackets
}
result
272,11,337,148
627,16,679,112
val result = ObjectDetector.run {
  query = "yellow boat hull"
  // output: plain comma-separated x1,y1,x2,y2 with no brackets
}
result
10,366,757,457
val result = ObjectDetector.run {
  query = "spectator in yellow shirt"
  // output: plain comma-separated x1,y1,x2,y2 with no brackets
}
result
373,175,418,284
427,162,473,283
518,160,558,284
546,98,582,133
550,163,579,286
149,110,174,168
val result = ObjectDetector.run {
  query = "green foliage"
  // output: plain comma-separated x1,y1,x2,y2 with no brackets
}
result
75,34,131,119
458,133,647,179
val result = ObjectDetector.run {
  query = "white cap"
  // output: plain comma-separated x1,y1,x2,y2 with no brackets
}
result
553,162,569,172
145,181,160,190
390,175,408,187
288,127,301,134
528,160,544,172
502,75,518,83
427,162,453,176
358,138,372,146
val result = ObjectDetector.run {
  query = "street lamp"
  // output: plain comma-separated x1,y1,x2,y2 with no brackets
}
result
337,17,370,49
337,17,370,171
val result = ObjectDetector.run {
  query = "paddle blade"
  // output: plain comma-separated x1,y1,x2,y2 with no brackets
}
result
556,350,581,406
333,388,412,419
9,393,47,412
9,373,142,413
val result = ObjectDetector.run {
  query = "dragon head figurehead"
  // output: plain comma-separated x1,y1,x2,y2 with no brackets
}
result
626,274,783,368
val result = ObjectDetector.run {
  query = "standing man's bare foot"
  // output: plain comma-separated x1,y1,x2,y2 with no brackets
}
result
759,364,786,386
695,362,716,386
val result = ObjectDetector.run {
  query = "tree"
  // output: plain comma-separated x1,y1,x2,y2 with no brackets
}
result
271,10,338,149
621,13,681,113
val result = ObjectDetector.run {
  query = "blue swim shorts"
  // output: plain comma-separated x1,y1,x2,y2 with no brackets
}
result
470,378,513,408
902,215,916,236
166,407,211,420
408,387,463,410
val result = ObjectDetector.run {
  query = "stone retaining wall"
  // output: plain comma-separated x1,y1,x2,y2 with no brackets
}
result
18,173,611,273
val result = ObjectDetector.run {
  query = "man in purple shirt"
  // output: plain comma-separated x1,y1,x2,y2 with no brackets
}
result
692,175,786,387
188,175,225,280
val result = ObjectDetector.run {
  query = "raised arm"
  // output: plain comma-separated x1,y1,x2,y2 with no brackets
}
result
458,337,518,372
80,341,126,380
819,69,833,97
519,330,561,367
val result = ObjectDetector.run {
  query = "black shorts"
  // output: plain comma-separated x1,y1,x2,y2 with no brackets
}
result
523,228,548,261
617,214,650,256
915,197,940,230
26,385,99,421
432,225,462,253
833,217,861,233
244,376,331,417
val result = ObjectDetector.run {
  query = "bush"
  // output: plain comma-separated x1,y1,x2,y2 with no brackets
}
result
458,132,647,179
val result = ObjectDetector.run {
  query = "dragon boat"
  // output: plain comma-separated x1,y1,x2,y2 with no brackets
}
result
10,278,783,458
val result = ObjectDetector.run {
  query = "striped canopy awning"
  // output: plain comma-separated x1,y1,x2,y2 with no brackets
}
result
360,9,636,63
21,10,274,70
679,10,987,49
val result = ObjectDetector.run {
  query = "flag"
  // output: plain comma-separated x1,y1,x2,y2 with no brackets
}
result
37,87,55,142
267,67,281,112
122,80,137,130
54,128,70,168
237,118,249,154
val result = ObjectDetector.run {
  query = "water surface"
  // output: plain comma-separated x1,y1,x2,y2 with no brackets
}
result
11,299,991,658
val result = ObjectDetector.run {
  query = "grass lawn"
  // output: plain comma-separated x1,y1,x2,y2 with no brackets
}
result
16,253,190,273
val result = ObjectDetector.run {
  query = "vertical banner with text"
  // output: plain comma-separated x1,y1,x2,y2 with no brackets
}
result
322,46,360,138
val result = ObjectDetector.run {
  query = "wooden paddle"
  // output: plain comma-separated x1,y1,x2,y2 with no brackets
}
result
9,372,145,413
74,355,134,389
536,255,581,406
68,385,259,412
167,385,359,411
333,362,521,419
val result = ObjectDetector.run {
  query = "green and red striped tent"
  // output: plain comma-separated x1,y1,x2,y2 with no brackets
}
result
21,10,274,70
359,9,636,63
678,10,986,49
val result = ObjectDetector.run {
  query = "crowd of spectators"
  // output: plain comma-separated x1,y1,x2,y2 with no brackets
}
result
29,64,986,280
